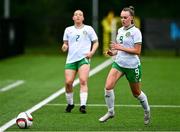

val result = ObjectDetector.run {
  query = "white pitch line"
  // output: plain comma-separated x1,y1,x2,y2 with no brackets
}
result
0,58,113,132
46,103,180,108
0,80,25,92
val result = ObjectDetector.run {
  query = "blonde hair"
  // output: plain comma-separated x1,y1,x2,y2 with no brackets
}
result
122,6,135,24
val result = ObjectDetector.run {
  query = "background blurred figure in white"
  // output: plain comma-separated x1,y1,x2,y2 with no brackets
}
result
99,6,150,125
61,10,99,114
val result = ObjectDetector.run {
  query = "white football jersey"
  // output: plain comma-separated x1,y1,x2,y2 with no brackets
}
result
63,25,98,63
115,25,142,68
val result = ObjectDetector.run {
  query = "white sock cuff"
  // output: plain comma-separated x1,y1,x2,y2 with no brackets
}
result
137,91,146,100
80,91,88,94
105,89,114,94
66,92,73,97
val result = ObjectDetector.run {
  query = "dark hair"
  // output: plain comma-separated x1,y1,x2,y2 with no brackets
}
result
122,6,135,24
122,6,135,17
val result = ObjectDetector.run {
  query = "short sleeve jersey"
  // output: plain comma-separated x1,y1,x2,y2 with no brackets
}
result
115,25,142,68
63,25,98,63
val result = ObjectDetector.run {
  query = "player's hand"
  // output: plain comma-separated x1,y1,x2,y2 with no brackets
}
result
104,49,114,56
85,52,93,59
61,44,68,52
110,41,123,50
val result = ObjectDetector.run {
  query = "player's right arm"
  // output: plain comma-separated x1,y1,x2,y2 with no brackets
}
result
61,41,68,52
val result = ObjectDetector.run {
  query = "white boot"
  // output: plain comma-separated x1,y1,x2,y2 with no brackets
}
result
99,111,115,122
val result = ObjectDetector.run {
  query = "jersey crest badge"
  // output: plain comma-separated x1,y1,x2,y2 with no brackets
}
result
125,32,131,37
83,30,87,36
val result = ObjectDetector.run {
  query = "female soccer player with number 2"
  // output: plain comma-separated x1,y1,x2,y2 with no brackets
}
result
61,10,99,114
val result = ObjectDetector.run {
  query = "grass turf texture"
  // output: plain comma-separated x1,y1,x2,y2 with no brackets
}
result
0,55,180,131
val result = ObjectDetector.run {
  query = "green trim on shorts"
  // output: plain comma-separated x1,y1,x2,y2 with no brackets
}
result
65,58,90,71
112,62,142,83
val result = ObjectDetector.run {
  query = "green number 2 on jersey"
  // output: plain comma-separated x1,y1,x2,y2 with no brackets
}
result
76,35,80,42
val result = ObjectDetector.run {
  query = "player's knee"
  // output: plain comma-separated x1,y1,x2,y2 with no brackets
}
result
65,80,73,87
79,79,87,86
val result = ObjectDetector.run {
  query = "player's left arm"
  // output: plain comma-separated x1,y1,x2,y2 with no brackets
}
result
111,42,141,55
86,40,99,59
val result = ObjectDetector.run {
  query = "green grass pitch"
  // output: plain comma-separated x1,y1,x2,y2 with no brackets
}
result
0,54,180,131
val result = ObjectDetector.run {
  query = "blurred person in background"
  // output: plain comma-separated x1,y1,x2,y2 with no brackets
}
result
99,6,150,125
61,10,99,114
101,11,115,54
